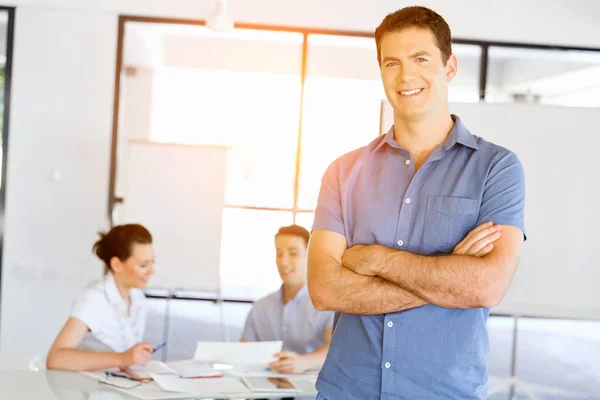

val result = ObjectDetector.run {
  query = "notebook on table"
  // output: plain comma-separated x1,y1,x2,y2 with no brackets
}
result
122,360,224,381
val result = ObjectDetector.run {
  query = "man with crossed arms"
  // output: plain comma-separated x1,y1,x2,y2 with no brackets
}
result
307,6,525,400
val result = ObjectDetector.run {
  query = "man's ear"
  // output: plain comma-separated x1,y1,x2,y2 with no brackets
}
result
446,54,458,82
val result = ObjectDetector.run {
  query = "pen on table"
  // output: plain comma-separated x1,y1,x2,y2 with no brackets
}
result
152,342,167,353
104,371,138,381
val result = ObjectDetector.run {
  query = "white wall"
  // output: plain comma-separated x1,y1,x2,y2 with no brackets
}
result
0,7,117,354
1,0,600,355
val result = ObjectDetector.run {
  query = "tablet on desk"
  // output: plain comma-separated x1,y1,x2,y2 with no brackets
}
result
242,376,299,393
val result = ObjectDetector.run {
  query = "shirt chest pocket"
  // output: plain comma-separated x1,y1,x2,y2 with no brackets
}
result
423,196,478,253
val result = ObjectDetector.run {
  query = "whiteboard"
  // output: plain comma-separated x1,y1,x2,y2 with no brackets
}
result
381,102,600,320
121,141,227,292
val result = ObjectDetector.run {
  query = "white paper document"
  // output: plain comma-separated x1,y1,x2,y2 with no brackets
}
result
126,362,166,379
166,360,224,378
139,361,176,375
121,360,223,380
193,340,283,367
149,374,249,395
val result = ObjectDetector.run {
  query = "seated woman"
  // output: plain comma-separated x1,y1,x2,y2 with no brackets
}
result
46,224,156,371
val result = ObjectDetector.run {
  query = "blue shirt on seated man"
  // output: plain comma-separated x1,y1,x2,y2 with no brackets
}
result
241,225,334,375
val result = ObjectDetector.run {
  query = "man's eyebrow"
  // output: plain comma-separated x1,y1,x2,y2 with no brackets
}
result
382,56,400,63
410,51,432,58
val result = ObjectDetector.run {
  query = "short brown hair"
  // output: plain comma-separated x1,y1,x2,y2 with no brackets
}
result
275,224,311,247
375,6,452,65
93,224,152,273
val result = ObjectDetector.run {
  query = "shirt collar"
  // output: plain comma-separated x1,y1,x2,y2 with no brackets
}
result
372,126,396,153
279,284,309,305
104,272,141,311
104,272,124,306
374,114,479,153
443,115,479,151
295,284,309,301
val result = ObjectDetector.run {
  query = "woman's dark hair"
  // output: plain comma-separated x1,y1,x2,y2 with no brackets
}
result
93,224,152,273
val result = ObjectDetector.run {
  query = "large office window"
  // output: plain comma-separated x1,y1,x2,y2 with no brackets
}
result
299,34,384,210
486,47,600,107
121,24,304,299
149,28,303,209
151,66,301,209
449,44,481,103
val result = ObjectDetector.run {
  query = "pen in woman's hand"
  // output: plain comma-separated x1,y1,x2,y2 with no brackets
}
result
152,342,167,354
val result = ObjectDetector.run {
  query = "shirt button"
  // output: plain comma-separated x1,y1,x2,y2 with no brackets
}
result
397,240,404,247
405,198,411,204
387,321,393,327
405,159,411,165
385,362,391,369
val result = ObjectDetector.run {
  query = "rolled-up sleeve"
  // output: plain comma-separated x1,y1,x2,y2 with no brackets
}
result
312,159,345,236
71,289,104,333
476,151,526,239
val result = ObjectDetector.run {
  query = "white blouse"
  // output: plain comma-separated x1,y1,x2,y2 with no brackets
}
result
70,272,147,353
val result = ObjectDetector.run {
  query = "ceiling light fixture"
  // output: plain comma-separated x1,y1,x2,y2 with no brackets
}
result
206,0,234,32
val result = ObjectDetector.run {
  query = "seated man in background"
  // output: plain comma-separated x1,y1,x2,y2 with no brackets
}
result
242,225,334,375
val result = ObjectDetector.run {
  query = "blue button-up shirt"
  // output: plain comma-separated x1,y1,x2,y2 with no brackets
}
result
241,285,334,355
312,115,526,400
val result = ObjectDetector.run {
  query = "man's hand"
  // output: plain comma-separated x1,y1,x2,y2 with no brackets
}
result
342,244,387,276
269,351,310,374
453,221,502,257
